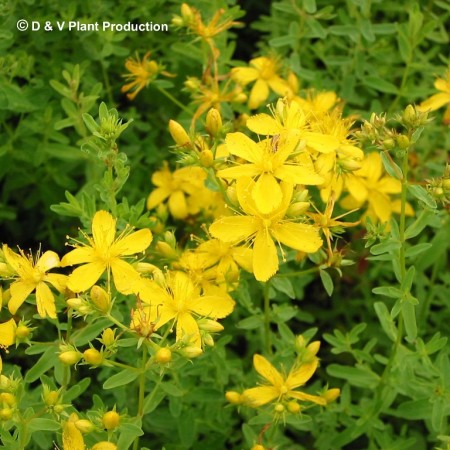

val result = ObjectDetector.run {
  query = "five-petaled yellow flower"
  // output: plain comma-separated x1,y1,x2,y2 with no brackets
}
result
218,131,323,214
61,210,152,294
1,245,67,318
418,68,450,124
137,270,235,348
231,56,292,109
209,177,322,281
242,354,326,407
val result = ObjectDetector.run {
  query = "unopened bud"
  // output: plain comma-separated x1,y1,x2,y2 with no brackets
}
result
339,158,361,172
197,319,224,333
90,285,111,314
0,376,10,389
91,443,118,450
287,202,310,217
83,348,103,366
0,393,16,406
101,328,116,347
287,400,301,413
59,350,82,366
199,149,214,167
323,388,340,404
180,3,194,23
403,104,415,125
75,419,95,433
225,391,242,405
180,345,203,359
43,390,59,407
396,135,410,149
156,241,178,259
202,333,215,347
169,120,191,147
102,410,120,430
0,408,13,421
15,325,31,341
155,347,172,364
274,403,285,413
206,108,222,137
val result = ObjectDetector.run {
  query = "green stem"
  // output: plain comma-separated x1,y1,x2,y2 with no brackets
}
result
101,61,114,106
274,267,320,278
107,360,140,371
132,345,148,450
155,85,193,116
263,281,272,355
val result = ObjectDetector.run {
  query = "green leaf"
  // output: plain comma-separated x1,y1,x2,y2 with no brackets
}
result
402,301,417,341
374,302,397,341
116,421,144,450
271,277,295,298
397,27,412,62
28,418,60,432
393,398,432,419
364,76,399,94
303,0,317,13
268,35,297,47
24,347,57,383
327,364,380,388
380,151,403,180
404,210,433,239
370,239,401,255
319,269,333,296
408,184,437,209
71,318,112,346
236,315,264,330
405,242,432,258
103,369,139,389
160,382,184,397
372,286,402,298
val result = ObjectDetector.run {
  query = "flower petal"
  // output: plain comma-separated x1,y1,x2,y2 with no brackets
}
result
61,247,96,267
168,190,188,219
225,132,262,164
209,216,258,243
92,210,117,250
44,273,68,293
176,312,201,346
249,79,269,109
147,187,171,210
216,164,260,180
8,281,35,315
35,251,60,272
253,354,284,387
111,259,142,295
0,319,17,347
252,173,283,214
286,360,319,389
246,114,281,135
253,229,278,281
111,229,152,257
289,390,326,405
418,92,450,112
271,222,322,253
36,281,56,318
231,66,259,85
275,165,324,185
242,386,279,407
189,294,235,319
67,262,105,293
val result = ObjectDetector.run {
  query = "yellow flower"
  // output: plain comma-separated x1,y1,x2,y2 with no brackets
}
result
217,131,323,214
341,152,414,223
0,318,16,374
242,354,326,408
418,68,450,124
137,270,235,348
147,163,207,219
1,245,67,318
61,211,152,294
246,98,341,154
209,177,322,281
231,56,292,109
121,52,174,100
62,413,85,450
293,90,339,115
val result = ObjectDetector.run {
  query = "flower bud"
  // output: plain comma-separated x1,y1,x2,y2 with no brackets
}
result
0,375,10,389
91,443,118,450
286,202,310,217
59,350,82,366
83,348,104,366
197,319,224,333
202,333,215,347
0,408,13,421
156,241,178,260
43,390,59,407
199,149,214,167
225,391,242,405
101,328,116,347
102,410,120,430
75,419,95,433
206,108,222,137
396,135,410,149
323,388,340,404
274,403,285,413
180,345,203,359
339,158,361,172
15,325,31,341
287,400,301,414
169,120,191,147
181,3,194,23
90,285,111,314
383,138,395,150
54,404,65,414
155,347,172,364
0,393,16,406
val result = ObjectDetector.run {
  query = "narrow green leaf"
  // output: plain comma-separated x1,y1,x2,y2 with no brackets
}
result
103,369,139,390
370,240,401,255
24,347,57,383
303,0,317,13
404,210,433,239
405,243,432,258
28,418,60,432
364,76,399,94
320,269,334,296
408,184,437,209
374,302,397,341
372,286,402,298
236,315,264,330
327,364,380,388
271,277,295,298
380,151,403,180
402,301,417,341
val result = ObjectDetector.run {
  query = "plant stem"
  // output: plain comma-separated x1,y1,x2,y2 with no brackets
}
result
263,281,272,355
156,85,193,116
132,344,148,450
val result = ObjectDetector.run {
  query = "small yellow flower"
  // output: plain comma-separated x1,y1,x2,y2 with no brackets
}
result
209,177,322,281
341,152,414,223
1,245,67,318
146,163,207,219
62,413,86,450
137,270,235,348
231,56,292,109
418,68,450,124
242,354,326,408
61,210,152,294
121,52,174,100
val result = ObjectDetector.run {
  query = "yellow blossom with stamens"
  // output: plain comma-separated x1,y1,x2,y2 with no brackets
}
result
417,68,450,124
242,354,326,408
209,177,322,282
146,163,208,219
0,319,16,374
121,52,174,101
1,245,67,318
293,90,339,115
137,270,235,348
217,131,323,214
61,210,152,294
341,152,414,223
231,56,292,109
